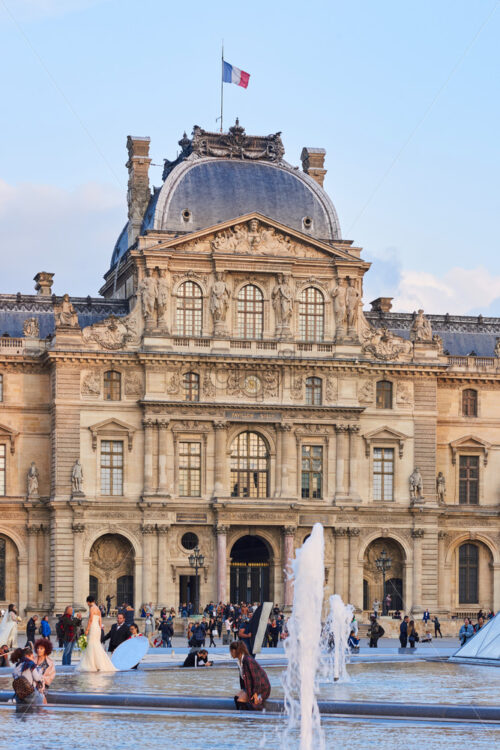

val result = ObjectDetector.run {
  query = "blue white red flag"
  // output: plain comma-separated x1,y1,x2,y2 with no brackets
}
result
223,60,250,88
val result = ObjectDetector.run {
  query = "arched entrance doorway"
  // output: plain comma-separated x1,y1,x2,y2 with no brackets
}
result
363,538,405,612
89,534,135,608
0,534,19,607
230,535,271,603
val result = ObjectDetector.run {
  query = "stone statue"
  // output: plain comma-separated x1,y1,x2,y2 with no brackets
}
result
210,273,230,324
272,273,293,327
436,472,446,504
27,462,39,497
54,294,79,328
331,279,347,337
495,337,500,358
138,271,157,320
345,279,360,332
410,309,433,342
156,269,169,327
23,317,40,338
71,459,84,495
409,467,424,502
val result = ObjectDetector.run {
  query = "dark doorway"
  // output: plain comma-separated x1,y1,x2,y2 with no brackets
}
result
230,535,271,603
385,577,403,611
117,574,134,607
363,579,368,611
89,575,98,604
179,575,198,608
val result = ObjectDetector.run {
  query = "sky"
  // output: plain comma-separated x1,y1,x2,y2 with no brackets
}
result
0,0,499,314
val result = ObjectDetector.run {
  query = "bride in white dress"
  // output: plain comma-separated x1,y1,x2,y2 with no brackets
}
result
0,604,20,648
77,597,117,673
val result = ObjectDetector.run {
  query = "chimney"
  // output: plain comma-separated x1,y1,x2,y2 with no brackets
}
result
34,272,54,296
370,297,393,313
126,136,151,248
300,147,327,187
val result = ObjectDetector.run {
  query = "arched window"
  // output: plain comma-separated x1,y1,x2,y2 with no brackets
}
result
299,287,324,341
376,380,392,409
305,377,322,405
176,281,203,336
237,285,263,339
183,372,199,402
462,388,478,417
459,543,478,604
230,431,269,498
104,370,121,401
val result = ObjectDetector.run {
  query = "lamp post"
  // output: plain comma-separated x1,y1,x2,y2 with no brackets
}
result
188,545,205,615
375,548,392,615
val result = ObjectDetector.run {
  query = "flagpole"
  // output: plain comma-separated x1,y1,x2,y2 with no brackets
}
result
220,41,224,133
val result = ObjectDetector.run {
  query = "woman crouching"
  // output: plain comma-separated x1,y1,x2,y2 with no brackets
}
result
11,646,44,707
229,640,271,711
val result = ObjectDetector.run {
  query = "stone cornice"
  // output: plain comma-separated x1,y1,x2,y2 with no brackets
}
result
141,400,364,420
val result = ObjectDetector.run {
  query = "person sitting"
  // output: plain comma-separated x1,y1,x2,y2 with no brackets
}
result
459,618,474,645
229,640,271,711
348,630,360,652
421,630,432,643
182,649,213,668
392,610,402,620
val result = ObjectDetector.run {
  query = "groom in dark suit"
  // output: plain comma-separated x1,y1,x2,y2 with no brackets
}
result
103,612,130,653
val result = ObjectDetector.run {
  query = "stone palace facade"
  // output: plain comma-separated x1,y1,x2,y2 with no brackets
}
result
1,121,499,617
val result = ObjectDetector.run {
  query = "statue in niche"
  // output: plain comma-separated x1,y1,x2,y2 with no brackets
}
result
331,279,347,337
410,309,433,342
138,270,157,320
156,269,170,328
27,462,39,497
436,472,446,505
495,338,500,358
54,294,79,328
345,279,360,332
272,273,293,328
23,317,39,338
210,273,230,324
409,467,424,503
71,459,84,495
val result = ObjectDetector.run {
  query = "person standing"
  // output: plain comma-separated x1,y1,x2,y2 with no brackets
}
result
408,620,419,648
78,596,117,672
25,615,38,646
144,612,154,643
367,616,384,648
158,617,173,648
432,615,443,638
40,616,51,639
106,594,113,617
207,617,217,648
61,606,82,666
399,615,409,648
384,594,392,615
34,638,55,703
103,612,131,653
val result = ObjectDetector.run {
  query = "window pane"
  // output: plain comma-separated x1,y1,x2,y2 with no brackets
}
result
376,381,392,409
100,440,123,496
183,372,200,402
179,442,201,497
237,285,263,339
459,543,478,603
372,447,394,501
462,389,478,417
299,287,324,341
301,445,323,499
459,455,479,505
104,371,121,401
176,282,203,336
305,377,322,406
230,432,269,498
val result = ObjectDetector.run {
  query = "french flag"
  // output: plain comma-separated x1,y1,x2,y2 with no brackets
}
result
223,60,250,88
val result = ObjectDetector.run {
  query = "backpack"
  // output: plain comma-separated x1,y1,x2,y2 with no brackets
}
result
56,618,64,639
13,675,34,700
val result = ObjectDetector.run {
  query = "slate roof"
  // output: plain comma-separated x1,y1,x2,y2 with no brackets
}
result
0,295,129,339
365,311,500,357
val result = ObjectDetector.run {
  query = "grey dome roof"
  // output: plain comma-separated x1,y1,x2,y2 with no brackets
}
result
153,157,341,240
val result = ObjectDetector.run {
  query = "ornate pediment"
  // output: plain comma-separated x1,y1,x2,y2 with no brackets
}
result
362,426,410,458
190,120,285,163
82,307,141,351
450,435,491,465
0,423,19,454
89,418,136,451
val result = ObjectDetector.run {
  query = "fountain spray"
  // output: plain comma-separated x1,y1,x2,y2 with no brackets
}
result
321,594,354,682
281,522,325,750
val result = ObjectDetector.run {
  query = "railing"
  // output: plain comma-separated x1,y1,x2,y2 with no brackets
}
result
447,355,497,370
172,338,190,347
256,342,277,350
231,341,252,349
0,337,24,348
167,336,341,356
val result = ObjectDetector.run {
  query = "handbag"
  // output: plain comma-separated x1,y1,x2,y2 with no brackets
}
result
13,675,34,700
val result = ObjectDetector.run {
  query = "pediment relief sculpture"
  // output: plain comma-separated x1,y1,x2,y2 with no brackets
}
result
82,309,140,350
210,219,327,259
81,370,101,396
360,321,413,361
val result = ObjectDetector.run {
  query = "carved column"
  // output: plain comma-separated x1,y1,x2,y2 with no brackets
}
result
348,527,361,609
157,420,169,494
283,526,296,607
143,418,155,495
335,425,349,500
280,424,294,498
213,422,227,497
333,528,347,598
437,531,448,610
411,529,424,612
142,524,155,605
157,525,169,606
26,525,38,608
348,425,361,500
72,523,86,607
215,525,228,603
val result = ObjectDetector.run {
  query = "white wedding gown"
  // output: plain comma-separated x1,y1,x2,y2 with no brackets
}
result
0,611,18,648
77,612,117,673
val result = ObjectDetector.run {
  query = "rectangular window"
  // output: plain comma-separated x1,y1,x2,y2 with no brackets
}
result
301,445,323,499
459,455,479,505
0,444,5,496
100,440,123,496
373,447,394,501
178,442,201,497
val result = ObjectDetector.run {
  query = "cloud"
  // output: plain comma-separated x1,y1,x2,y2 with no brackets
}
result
0,179,124,296
1,0,109,22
